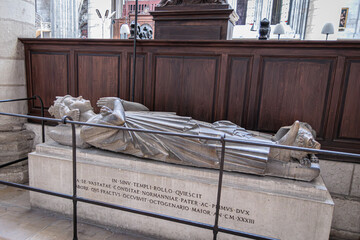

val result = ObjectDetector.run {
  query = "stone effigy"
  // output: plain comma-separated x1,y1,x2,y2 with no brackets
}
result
48,95,321,181
258,18,271,40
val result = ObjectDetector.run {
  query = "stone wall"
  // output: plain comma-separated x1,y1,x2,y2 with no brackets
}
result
0,0,35,183
36,0,51,22
305,0,360,40
305,0,340,40
320,160,360,240
50,0,79,38
337,0,360,39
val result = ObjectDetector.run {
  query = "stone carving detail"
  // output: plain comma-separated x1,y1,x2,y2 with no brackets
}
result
48,96,321,181
259,18,271,40
129,22,153,40
157,0,227,7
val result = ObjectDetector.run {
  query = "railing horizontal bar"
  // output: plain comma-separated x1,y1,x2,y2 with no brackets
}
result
77,196,213,230
0,157,28,169
1,111,360,159
0,180,73,200
218,226,278,240
0,96,45,143
77,196,274,240
0,112,62,123
0,96,35,103
68,119,220,141
224,138,360,159
62,121,360,159
0,179,273,240
0,102,330,240
70,117,360,158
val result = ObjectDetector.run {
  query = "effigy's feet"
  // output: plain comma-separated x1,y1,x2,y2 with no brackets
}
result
265,158,320,181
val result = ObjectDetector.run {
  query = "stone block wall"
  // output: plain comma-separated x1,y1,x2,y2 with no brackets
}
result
320,160,360,240
0,0,35,183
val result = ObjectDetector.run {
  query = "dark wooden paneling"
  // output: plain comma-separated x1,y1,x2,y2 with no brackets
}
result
20,39,360,158
181,57,218,121
77,54,120,111
129,54,146,104
337,60,360,141
226,56,251,126
154,55,218,121
151,7,233,40
156,25,222,40
30,52,69,109
256,58,334,137
153,56,183,112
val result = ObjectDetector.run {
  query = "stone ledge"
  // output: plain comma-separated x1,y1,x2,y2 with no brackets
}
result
331,196,360,234
319,160,354,195
330,228,360,240
350,164,360,197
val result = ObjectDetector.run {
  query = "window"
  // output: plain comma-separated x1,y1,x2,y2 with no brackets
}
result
236,0,309,39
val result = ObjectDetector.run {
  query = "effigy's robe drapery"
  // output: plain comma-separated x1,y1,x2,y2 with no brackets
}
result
81,112,272,175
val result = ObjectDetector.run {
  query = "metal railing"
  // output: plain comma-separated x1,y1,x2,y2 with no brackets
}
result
0,96,45,170
1,98,360,240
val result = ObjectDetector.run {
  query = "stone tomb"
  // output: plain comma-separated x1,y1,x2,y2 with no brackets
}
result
29,142,334,240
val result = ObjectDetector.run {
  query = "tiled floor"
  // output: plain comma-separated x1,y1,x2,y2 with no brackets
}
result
0,185,154,240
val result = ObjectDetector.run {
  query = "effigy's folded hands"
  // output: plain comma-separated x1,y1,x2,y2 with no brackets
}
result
96,97,120,110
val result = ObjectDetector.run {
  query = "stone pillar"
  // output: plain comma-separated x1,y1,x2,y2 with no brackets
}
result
50,0,79,38
337,0,360,39
305,0,341,40
36,0,51,22
236,0,248,25
0,0,35,183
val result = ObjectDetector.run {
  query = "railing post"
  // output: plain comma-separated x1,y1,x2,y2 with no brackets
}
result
213,135,226,240
34,95,45,143
131,0,139,102
62,116,78,240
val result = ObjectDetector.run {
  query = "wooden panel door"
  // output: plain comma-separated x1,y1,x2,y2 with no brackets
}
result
225,56,252,126
128,54,146,104
30,52,69,109
336,59,360,142
153,55,219,122
77,54,120,112
255,57,334,138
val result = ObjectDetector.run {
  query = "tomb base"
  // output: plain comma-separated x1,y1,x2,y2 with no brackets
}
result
29,142,334,240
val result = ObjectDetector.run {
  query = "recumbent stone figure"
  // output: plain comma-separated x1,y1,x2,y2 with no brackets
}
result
48,95,321,181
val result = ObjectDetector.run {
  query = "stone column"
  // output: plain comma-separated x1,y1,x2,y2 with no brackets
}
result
0,0,35,183
51,0,79,38
305,0,341,40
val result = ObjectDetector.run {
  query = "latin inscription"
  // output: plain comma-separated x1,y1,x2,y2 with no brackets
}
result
76,178,255,224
